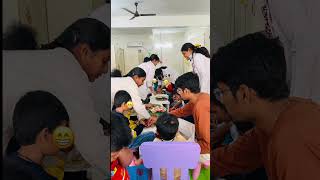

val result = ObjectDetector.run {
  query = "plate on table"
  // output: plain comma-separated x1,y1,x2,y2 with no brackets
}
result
148,105,167,116
154,94,168,101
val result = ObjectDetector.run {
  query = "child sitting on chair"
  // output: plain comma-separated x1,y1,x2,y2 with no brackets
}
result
111,112,134,180
154,113,187,180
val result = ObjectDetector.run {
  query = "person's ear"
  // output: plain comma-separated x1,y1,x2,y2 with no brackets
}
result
121,102,126,108
38,128,51,143
78,43,91,60
237,84,251,104
184,88,191,95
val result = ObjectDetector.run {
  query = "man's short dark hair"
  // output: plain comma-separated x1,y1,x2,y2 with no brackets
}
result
114,90,131,108
175,72,200,93
13,91,69,146
111,112,132,152
156,114,179,141
213,32,289,101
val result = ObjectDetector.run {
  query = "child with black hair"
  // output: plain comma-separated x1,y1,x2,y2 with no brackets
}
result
110,112,133,180
113,90,137,136
170,88,184,111
3,91,70,180
154,113,186,142
113,90,155,149
154,113,187,180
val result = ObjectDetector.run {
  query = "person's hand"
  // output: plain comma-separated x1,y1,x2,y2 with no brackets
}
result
139,119,147,126
147,116,158,127
145,104,153,109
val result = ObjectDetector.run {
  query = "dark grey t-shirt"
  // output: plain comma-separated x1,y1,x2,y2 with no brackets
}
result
3,153,57,180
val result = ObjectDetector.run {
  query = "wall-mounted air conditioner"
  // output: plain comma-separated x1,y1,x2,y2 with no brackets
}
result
127,41,143,48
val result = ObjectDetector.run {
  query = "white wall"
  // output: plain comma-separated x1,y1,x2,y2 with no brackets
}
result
2,0,19,32
212,0,265,51
112,15,210,28
112,33,153,74
111,27,210,75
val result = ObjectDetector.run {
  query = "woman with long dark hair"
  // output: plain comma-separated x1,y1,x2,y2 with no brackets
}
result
111,67,156,123
181,43,210,94
138,54,161,99
3,18,110,176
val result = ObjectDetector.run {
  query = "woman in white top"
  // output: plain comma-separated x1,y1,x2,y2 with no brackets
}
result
111,67,156,122
138,54,161,99
3,18,109,175
181,43,210,94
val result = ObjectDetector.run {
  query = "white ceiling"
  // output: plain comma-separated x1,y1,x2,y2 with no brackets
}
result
111,27,208,35
112,27,153,35
111,0,210,16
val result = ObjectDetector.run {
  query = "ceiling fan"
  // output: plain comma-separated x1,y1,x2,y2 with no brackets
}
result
122,1,156,20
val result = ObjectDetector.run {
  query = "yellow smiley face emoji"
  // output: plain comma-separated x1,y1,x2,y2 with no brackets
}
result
126,101,134,109
53,126,74,149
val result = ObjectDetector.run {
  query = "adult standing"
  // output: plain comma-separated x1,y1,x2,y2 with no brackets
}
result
181,43,210,94
138,54,161,99
3,18,110,175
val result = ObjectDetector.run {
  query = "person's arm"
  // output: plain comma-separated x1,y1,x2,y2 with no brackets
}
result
146,66,156,94
194,104,210,154
58,82,108,175
169,102,193,117
129,86,151,120
212,128,263,177
212,122,232,146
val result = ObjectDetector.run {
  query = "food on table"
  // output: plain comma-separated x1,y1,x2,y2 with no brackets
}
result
155,94,168,101
149,105,166,113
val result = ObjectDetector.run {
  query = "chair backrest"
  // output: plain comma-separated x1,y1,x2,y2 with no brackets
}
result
140,142,200,180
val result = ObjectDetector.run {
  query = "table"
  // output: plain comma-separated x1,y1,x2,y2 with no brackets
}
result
149,94,170,112
141,118,195,142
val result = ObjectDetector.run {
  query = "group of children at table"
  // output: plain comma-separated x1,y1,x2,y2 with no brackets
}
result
111,72,210,179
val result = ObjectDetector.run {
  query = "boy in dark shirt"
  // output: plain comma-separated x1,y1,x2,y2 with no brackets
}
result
113,90,155,149
3,91,70,180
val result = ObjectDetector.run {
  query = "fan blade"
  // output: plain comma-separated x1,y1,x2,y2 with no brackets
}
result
140,14,156,16
130,16,136,20
122,8,135,15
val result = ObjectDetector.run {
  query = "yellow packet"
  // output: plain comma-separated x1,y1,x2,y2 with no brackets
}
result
45,157,65,180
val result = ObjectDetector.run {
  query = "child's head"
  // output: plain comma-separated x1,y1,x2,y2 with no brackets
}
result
174,72,200,100
211,95,230,124
114,90,133,112
13,91,69,156
172,88,182,101
156,114,179,141
111,112,133,166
